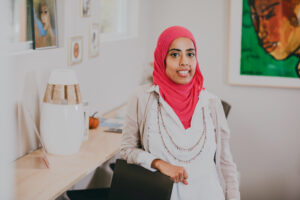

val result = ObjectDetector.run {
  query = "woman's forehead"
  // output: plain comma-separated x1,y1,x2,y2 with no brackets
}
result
253,0,280,12
252,0,300,12
40,5,48,10
169,37,195,49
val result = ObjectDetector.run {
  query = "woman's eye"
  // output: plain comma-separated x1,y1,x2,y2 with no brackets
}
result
187,52,195,57
265,10,275,20
170,52,179,57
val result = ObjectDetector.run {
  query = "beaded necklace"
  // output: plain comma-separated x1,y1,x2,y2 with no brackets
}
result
157,100,207,164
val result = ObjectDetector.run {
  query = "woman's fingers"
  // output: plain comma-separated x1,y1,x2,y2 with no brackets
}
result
172,168,188,184
171,172,181,183
182,168,189,185
177,172,182,183
183,169,188,179
182,179,188,185
172,175,179,183
152,159,188,184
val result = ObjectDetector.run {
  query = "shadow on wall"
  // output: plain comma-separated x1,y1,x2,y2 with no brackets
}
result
241,168,300,200
16,70,43,158
86,157,118,189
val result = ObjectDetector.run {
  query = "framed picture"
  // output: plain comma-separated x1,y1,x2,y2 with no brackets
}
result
89,23,100,58
228,0,300,88
68,36,83,66
81,0,91,17
32,0,58,49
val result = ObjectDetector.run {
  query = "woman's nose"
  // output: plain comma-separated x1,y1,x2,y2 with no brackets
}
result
258,29,267,39
179,55,188,66
258,20,268,39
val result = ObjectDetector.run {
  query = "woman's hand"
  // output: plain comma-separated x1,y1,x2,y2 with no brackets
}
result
151,159,188,185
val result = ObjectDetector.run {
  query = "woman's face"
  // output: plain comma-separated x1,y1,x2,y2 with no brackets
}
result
165,37,196,85
40,5,50,29
250,0,300,60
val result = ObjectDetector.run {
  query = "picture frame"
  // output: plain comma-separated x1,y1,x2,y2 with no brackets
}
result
68,36,83,66
81,0,91,17
32,0,58,49
89,23,100,58
228,0,300,89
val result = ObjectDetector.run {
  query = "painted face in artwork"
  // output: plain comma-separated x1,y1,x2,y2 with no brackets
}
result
82,0,90,16
249,0,300,60
74,43,79,58
92,32,96,43
165,37,197,85
39,4,51,30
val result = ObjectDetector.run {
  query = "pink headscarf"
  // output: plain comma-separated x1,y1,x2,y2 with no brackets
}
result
153,26,204,129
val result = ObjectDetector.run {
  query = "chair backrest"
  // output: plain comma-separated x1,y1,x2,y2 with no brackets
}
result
221,100,231,118
108,159,173,200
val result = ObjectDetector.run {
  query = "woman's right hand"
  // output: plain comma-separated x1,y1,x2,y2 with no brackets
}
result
151,159,188,185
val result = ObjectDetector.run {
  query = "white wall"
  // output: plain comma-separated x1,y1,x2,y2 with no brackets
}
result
147,0,300,200
0,0,14,198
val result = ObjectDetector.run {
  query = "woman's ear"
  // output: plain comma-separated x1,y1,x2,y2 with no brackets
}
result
295,4,300,25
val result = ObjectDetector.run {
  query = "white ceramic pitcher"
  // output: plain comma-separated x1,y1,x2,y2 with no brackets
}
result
40,69,87,155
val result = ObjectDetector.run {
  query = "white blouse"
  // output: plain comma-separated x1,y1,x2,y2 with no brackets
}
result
143,86,225,200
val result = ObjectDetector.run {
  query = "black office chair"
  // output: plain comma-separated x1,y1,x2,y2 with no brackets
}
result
66,159,174,200
221,100,231,118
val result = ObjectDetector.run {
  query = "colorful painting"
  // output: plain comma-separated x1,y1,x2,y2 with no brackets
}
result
228,0,300,88
241,0,300,78
32,0,57,49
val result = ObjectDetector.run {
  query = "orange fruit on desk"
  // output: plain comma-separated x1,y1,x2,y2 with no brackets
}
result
89,112,100,129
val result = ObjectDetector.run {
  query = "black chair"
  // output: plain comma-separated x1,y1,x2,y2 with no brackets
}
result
65,188,109,200
221,100,231,118
66,159,174,200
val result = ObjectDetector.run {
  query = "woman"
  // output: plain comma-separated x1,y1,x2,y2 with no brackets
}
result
120,26,240,200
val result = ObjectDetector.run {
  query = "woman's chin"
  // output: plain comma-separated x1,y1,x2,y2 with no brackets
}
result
269,50,289,60
173,78,192,85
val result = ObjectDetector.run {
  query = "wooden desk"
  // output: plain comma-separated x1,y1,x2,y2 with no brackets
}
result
15,106,124,200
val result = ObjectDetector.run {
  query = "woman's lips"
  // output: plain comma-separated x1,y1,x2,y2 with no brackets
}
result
262,41,278,53
177,70,190,77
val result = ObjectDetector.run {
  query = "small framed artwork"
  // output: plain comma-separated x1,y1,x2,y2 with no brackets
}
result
81,0,91,17
89,23,100,58
228,0,300,88
32,0,58,49
68,36,83,66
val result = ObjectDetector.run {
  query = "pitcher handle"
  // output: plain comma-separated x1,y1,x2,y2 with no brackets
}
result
82,101,89,141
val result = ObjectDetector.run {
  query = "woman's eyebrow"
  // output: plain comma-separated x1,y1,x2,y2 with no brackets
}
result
261,2,280,13
168,48,181,52
186,48,195,51
168,48,195,52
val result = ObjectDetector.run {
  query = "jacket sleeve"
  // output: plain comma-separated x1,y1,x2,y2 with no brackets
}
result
216,99,241,200
120,89,157,171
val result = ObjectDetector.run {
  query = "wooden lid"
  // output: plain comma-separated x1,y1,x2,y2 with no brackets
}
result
43,84,82,105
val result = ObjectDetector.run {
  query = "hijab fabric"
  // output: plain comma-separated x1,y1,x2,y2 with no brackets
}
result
153,26,204,129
